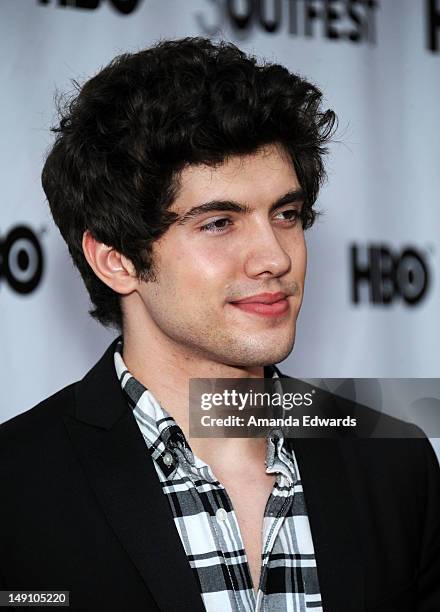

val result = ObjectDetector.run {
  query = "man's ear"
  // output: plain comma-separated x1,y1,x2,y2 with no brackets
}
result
82,230,138,295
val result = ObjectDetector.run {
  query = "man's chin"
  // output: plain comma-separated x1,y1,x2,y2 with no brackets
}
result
223,336,296,368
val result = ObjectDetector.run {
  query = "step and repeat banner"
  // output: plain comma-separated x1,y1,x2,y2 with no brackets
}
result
1,1,439,452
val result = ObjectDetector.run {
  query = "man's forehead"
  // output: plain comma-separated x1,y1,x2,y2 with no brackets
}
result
172,144,300,213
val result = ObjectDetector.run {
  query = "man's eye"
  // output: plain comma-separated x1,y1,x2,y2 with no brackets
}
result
200,218,231,233
275,209,300,222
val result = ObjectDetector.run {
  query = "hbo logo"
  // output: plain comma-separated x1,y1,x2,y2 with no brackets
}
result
351,244,430,305
0,226,44,294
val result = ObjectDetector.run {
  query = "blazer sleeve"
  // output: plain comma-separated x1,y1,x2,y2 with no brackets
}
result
417,438,440,611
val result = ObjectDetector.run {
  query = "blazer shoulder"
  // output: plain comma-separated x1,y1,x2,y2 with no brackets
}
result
0,382,77,449
0,337,121,455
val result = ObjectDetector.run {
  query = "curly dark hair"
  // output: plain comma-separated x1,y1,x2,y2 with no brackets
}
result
42,37,337,330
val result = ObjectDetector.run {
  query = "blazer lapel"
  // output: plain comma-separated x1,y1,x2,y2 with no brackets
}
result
63,339,205,612
291,437,365,612
275,369,365,611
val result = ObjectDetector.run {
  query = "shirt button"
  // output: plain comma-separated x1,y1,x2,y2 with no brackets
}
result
163,452,174,466
216,508,228,522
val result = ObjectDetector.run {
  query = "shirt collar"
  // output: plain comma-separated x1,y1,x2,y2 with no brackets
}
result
114,338,296,484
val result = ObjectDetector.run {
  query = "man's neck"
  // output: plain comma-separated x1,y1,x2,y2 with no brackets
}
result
121,325,268,467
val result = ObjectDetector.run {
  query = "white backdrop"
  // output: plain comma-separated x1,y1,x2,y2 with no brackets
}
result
1,0,439,453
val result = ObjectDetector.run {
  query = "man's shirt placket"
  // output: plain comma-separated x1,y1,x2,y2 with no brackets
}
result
172,443,256,612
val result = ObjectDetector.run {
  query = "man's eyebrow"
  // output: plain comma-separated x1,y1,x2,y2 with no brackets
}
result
270,189,305,211
175,188,305,225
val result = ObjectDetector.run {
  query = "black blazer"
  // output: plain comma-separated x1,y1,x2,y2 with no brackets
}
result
1,338,439,611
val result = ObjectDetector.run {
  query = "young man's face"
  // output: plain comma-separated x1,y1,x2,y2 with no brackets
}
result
136,143,307,367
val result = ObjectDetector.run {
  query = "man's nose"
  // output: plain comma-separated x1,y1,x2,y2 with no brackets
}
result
243,224,291,278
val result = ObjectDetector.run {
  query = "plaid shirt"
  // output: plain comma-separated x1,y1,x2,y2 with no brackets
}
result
114,340,322,611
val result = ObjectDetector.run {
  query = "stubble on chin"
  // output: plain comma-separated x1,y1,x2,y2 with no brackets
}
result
190,321,297,367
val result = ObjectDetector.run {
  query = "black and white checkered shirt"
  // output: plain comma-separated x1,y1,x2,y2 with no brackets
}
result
114,340,322,611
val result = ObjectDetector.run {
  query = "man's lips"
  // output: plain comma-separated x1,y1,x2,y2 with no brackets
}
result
231,292,288,304
229,292,290,316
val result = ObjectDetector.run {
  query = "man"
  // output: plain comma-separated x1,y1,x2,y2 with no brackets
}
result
0,38,439,612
